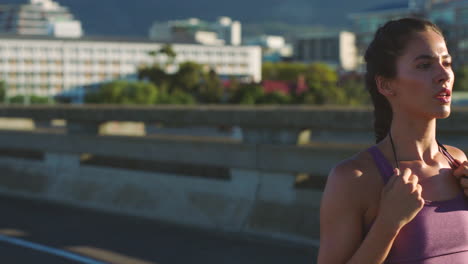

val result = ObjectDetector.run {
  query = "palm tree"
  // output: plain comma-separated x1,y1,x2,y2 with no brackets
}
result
148,44,177,70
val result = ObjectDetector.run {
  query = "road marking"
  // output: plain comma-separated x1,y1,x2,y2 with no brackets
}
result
0,235,108,264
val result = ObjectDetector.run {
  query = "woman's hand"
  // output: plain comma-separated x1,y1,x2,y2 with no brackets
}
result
376,168,424,232
453,159,468,196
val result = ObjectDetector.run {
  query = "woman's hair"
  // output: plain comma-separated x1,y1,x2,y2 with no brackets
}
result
365,18,444,143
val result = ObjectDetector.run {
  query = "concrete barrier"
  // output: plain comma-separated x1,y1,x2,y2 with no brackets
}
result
0,104,466,250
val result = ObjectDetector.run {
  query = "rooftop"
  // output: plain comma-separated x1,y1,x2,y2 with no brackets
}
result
0,33,256,48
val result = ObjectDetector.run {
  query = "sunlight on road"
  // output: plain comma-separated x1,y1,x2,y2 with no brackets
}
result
0,228,28,237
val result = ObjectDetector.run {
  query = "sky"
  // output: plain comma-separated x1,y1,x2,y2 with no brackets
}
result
7,0,399,36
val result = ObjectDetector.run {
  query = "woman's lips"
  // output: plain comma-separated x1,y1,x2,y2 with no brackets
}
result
434,88,451,104
435,96,450,103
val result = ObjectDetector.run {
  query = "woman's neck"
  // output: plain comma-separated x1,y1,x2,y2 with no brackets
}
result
387,116,439,163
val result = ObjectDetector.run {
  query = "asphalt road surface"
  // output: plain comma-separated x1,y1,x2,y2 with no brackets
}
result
0,195,316,264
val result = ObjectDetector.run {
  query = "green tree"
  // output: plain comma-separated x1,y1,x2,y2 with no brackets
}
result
228,83,265,104
122,81,158,104
138,65,171,88
85,81,158,104
9,95,26,104
171,61,203,94
0,81,5,102
454,65,468,91
257,91,292,105
198,69,224,103
338,78,370,106
302,63,343,105
159,44,176,64
8,95,52,104
30,95,52,104
157,88,196,105
148,44,177,69
262,62,308,82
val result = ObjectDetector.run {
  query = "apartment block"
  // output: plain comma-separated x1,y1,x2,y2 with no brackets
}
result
295,31,358,71
149,17,241,46
0,0,83,38
0,35,261,101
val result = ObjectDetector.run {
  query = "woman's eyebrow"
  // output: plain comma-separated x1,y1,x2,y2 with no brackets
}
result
413,54,452,61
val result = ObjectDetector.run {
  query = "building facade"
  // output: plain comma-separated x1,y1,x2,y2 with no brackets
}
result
149,17,241,46
349,0,468,69
244,35,293,62
295,31,358,71
429,0,468,65
0,0,83,38
0,35,261,101
349,0,425,70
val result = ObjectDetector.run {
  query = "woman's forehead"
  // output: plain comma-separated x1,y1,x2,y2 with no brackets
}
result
402,30,449,59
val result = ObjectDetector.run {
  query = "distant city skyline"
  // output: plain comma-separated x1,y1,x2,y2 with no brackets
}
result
2,0,396,36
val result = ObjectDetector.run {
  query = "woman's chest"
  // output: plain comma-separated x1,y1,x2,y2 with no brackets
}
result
363,163,460,228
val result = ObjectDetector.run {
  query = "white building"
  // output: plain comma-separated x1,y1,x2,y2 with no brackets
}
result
0,0,83,38
0,35,262,101
149,17,241,46
295,31,358,71
245,35,293,62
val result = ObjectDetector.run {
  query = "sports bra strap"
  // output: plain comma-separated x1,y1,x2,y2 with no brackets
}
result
368,146,394,184
437,140,461,169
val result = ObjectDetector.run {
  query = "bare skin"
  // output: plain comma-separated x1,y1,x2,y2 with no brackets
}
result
318,29,468,264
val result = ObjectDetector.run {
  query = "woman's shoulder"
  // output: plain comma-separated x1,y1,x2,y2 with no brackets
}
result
331,148,375,177
328,147,379,188
324,147,381,212
443,144,468,161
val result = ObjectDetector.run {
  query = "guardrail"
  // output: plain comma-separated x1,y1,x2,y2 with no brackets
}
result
0,104,466,248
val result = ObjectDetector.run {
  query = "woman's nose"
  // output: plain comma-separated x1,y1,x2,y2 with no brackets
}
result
435,63,452,85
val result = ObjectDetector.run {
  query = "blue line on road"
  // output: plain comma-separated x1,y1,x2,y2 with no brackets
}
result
0,234,108,264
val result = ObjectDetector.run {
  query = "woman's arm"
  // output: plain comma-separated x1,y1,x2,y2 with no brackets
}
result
318,162,423,264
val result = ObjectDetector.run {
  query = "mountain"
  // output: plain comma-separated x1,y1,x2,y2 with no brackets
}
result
6,0,395,37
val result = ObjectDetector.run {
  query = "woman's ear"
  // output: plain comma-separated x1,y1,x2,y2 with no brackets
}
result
375,76,395,97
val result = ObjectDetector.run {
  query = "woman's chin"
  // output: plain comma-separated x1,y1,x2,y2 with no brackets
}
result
434,107,451,119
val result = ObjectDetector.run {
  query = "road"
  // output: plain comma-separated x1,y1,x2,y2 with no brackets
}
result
0,195,316,264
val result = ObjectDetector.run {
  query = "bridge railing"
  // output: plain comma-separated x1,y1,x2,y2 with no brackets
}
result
0,104,466,246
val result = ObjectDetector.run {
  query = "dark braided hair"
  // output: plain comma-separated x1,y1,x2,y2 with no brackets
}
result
365,18,444,143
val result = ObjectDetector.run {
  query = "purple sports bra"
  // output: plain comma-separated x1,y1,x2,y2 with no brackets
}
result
368,145,468,263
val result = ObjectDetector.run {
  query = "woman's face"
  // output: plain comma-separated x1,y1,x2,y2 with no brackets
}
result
389,29,454,120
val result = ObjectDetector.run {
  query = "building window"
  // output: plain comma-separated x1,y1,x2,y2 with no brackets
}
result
8,72,17,80
9,83,17,93
97,48,107,54
82,48,93,54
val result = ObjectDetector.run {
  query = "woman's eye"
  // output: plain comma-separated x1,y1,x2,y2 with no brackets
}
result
443,61,452,68
417,63,431,69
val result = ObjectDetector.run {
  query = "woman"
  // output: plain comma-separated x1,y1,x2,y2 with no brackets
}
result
318,18,468,263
